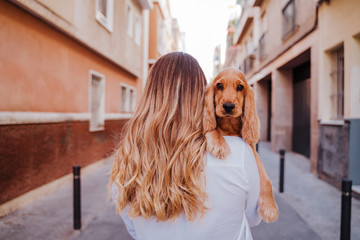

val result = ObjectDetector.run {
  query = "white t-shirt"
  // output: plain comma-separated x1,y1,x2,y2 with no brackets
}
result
114,136,261,240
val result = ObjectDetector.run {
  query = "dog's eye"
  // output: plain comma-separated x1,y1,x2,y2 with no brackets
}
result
216,83,223,90
237,85,244,91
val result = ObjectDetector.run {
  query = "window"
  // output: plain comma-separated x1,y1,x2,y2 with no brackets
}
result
242,55,255,74
126,1,134,38
158,19,165,55
129,89,135,111
259,33,266,60
96,0,114,32
330,45,344,120
134,12,142,45
259,12,267,60
247,33,254,55
120,83,136,112
89,71,105,132
282,0,296,38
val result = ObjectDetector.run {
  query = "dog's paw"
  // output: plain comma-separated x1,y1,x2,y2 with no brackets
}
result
257,194,279,223
206,132,230,160
208,143,230,160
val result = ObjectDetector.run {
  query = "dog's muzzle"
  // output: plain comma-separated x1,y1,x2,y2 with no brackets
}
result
223,102,235,113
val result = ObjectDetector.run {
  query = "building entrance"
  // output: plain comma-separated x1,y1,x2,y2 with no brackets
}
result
292,61,310,157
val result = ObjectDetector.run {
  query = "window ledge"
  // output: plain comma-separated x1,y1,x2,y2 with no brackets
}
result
282,24,299,41
96,15,113,33
319,119,345,126
89,126,105,132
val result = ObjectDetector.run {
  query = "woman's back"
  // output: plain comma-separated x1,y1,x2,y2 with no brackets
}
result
119,136,261,240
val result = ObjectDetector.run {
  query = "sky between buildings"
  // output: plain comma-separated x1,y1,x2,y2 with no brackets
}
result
169,0,239,81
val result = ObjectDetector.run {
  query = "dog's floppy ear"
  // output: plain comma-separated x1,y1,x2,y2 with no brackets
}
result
203,84,217,133
241,86,259,144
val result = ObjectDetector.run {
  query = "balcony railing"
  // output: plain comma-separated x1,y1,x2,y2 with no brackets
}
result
239,54,255,74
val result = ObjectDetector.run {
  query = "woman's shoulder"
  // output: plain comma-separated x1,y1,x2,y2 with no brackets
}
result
223,136,246,146
224,136,253,155
206,136,250,167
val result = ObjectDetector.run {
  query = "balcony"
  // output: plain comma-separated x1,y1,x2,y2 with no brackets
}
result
234,7,257,45
239,54,255,74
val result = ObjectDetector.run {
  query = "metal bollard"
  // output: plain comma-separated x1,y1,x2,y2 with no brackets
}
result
279,149,285,193
73,166,81,230
256,143,259,152
340,179,352,240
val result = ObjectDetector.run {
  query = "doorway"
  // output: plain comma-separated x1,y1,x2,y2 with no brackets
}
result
292,62,310,157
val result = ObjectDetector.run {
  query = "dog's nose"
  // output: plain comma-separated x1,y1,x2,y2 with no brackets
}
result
223,102,235,113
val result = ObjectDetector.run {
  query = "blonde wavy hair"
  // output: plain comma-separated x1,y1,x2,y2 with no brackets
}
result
109,52,208,221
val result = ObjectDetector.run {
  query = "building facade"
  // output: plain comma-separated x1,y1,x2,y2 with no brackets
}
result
0,0,153,215
213,45,221,77
225,0,319,170
148,0,180,68
317,0,360,189
224,0,360,190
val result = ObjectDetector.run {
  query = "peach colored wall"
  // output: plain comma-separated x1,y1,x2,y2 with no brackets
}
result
255,80,270,141
271,69,293,152
258,0,316,69
13,0,144,78
149,2,162,60
0,1,137,113
318,0,360,119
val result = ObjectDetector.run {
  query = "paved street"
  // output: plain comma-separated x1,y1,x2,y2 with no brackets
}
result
0,142,359,240
0,158,132,240
256,142,360,240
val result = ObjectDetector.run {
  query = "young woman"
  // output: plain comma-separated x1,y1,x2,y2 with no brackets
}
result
109,52,261,240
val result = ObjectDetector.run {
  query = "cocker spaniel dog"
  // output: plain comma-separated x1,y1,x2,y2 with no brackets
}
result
203,68,278,223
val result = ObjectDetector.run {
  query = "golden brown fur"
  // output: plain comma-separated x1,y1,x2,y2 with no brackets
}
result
203,68,278,223
109,52,208,221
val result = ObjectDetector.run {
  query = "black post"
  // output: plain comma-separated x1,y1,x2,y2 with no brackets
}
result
279,149,285,193
256,142,259,153
340,179,352,240
73,166,81,230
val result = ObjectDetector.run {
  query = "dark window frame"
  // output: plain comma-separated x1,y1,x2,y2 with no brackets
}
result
282,0,297,39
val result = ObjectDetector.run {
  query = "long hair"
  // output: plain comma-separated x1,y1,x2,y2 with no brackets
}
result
109,52,208,221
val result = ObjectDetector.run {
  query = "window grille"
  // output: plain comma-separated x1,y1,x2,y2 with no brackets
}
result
330,45,344,119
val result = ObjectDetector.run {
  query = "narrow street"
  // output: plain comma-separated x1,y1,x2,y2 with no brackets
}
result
1,142,359,240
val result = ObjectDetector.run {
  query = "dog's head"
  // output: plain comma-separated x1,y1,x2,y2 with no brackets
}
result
203,68,259,144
